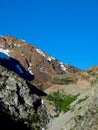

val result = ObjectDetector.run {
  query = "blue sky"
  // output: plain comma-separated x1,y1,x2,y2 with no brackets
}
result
0,0,98,70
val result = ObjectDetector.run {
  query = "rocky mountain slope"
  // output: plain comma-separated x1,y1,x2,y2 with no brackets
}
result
0,64,48,130
0,63,98,130
45,66,98,130
0,36,80,86
0,35,98,130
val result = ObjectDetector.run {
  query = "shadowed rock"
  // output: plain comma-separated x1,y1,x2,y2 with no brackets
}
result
0,109,31,130
26,81,47,96
0,52,34,81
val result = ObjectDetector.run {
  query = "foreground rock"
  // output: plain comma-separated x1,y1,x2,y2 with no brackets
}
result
0,65,48,130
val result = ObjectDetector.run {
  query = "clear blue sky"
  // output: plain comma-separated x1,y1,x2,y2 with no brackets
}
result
0,0,98,70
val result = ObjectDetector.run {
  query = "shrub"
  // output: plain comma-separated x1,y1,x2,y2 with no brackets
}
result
77,96,88,104
76,115,84,121
46,91,78,112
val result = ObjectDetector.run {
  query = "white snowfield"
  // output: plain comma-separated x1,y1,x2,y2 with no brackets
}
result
36,48,46,57
47,56,55,62
36,48,56,62
28,63,34,75
59,62,67,71
0,48,10,56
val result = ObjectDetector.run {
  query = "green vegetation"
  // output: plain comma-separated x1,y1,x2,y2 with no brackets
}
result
46,91,79,112
51,76,73,85
27,112,47,130
53,113,59,118
27,114,40,124
92,76,98,85
76,115,84,121
77,96,88,104
89,106,98,115
78,107,82,111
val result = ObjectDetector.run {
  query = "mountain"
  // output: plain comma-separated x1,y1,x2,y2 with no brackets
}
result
1,35,98,130
0,63,98,130
0,36,80,87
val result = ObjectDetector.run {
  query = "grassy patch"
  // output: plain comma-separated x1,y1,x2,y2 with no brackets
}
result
76,115,84,121
89,106,98,115
92,77,98,85
77,96,88,104
46,91,79,112
51,77,73,85
27,112,47,130
27,114,40,124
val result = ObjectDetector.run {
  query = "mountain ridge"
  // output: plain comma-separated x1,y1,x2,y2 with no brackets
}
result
0,35,80,87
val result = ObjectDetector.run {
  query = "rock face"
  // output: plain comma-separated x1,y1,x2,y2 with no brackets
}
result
0,65,48,130
0,36,80,85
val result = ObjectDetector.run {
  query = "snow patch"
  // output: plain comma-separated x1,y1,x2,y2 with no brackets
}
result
47,57,52,61
28,63,33,75
0,48,10,56
29,63,32,67
51,56,55,60
41,99,44,105
36,48,46,57
59,62,67,71
47,56,55,62
29,70,34,75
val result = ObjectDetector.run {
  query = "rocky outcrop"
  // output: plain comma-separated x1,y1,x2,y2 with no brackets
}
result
0,65,48,130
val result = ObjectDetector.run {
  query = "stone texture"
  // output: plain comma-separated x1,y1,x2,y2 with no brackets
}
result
0,65,48,130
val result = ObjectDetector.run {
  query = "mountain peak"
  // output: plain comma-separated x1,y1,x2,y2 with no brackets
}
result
0,35,80,86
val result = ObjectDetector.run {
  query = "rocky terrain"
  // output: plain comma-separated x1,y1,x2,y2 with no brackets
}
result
0,35,98,130
0,64,48,130
45,67,98,130
0,36,80,86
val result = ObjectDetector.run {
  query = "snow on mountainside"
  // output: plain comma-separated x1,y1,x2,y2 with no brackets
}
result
0,48,10,56
0,36,80,86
